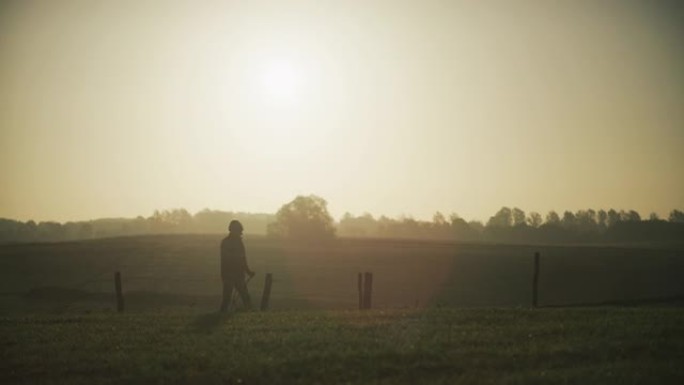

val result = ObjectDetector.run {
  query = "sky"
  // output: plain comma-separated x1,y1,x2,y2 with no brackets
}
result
1,0,683,223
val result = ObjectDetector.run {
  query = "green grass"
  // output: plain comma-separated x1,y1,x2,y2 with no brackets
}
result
2,307,684,384
1,235,684,314
2,236,684,383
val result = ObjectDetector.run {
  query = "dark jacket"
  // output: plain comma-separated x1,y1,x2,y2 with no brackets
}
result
221,234,247,280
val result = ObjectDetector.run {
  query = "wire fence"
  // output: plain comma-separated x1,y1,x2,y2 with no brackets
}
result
4,251,684,312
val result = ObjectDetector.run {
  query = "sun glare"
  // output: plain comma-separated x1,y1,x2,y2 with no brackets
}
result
227,55,332,161
259,59,301,104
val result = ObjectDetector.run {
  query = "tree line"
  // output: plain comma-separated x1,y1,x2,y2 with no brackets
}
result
0,209,274,243
1,195,683,244
338,207,684,244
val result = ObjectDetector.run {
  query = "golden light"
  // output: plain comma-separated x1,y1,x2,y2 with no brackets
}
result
225,53,333,161
259,59,301,104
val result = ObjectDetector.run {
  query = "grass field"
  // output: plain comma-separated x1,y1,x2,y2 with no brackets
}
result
1,235,683,313
2,307,684,384
1,235,684,384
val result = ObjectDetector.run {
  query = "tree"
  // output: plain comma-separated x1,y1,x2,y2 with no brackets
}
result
433,212,448,226
527,212,543,228
561,211,577,229
545,211,560,225
338,212,378,237
576,210,597,232
148,210,169,233
449,213,480,241
167,208,193,230
606,209,621,227
627,210,641,222
487,207,513,228
267,195,336,240
37,221,64,241
468,220,485,234
512,208,526,227
431,212,450,239
669,210,684,223
597,210,608,228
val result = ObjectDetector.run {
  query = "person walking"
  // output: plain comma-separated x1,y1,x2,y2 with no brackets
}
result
220,220,255,312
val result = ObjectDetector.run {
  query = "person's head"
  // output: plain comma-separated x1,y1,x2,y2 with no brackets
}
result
228,220,244,235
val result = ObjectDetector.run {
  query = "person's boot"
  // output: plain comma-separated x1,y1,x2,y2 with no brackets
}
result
220,299,229,313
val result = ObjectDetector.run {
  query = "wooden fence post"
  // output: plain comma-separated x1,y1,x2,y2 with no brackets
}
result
260,273,273,311
363,272,373,310
114,271,124,313
358,272,363,310
532,252,540,308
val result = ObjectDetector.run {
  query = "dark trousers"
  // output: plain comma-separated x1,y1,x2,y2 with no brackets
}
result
220,276,251,312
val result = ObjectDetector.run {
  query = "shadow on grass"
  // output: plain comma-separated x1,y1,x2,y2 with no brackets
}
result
25,287,110,301
25,287,220,308
541,295,684,308
189,311,234,333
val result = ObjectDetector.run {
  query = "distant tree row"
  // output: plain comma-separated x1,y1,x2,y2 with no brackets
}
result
0,210,275,243
1,196,682,244
338,208,684,244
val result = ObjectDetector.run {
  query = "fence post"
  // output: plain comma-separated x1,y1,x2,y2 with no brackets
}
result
260,273,273,311
114,271,124,313
532,252,540,308
363,272,373,310
358,272,363,310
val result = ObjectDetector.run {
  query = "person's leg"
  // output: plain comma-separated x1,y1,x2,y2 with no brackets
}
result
234,279,252,310
220,279,233,312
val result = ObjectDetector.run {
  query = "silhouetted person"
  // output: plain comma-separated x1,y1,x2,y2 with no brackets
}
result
220,220,255,312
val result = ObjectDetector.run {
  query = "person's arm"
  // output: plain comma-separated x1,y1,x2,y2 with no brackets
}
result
220,239,227,280
240,241,255,277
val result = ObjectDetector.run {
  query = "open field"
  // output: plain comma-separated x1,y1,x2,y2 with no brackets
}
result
2,307,684,384
1,235,684,313
1,236,684,384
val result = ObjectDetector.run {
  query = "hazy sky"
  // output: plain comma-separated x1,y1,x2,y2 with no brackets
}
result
1,0,683,223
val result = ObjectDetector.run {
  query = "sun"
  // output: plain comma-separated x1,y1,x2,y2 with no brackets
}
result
258,59,301,104
225,53,332,161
